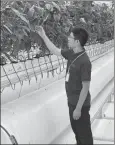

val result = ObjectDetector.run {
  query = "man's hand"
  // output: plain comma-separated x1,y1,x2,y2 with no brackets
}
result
35,26,46,38
73,108,81,120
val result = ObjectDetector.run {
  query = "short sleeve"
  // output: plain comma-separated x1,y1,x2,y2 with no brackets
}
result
80,62,92,81
61,49,72,60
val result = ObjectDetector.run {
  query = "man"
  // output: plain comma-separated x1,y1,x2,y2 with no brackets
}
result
36,26,93,144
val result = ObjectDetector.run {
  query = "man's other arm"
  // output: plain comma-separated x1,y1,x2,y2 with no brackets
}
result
76,81,90,110
76,62,92,110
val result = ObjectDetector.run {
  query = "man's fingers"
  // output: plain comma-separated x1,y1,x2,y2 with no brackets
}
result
35,26,42,31
73,115,77,120
75,117,79,120
73,115,80,120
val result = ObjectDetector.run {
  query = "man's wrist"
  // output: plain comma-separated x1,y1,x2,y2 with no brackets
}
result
42,33,47,40
75,105,82,111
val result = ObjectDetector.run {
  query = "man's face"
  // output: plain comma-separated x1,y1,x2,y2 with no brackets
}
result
68,32,78,49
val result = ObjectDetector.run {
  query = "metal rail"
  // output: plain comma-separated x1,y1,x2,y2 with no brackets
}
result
1,40,114,90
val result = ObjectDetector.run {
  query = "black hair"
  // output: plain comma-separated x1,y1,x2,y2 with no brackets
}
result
71,27,89,46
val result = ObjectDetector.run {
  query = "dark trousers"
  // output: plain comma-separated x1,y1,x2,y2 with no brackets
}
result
68,103,93,144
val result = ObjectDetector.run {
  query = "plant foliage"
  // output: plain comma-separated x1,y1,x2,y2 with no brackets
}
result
1,1,114,62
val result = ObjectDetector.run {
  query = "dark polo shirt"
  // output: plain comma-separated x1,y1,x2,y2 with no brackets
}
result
61,49,92,106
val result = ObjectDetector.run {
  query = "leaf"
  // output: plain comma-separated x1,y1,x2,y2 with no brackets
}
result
110,23,114,27
5,5,11,10
10,35,17,42
34,6,44,16
22,29,28,36
3,25,13,34
80,18,86,23
52,2,60,11
11,8,30,26
16,1,24,7
45,4,53,12
27,5,35,18
20,25,30,33
39,1,46,8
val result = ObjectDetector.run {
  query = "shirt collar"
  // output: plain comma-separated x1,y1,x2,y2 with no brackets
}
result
72,49,85,57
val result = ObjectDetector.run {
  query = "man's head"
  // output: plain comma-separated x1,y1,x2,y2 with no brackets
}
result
68,27,88,50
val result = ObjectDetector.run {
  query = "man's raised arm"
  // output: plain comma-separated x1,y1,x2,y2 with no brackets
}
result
36,26,62,56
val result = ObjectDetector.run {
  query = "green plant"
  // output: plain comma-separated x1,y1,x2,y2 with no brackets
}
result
1,1,114,63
